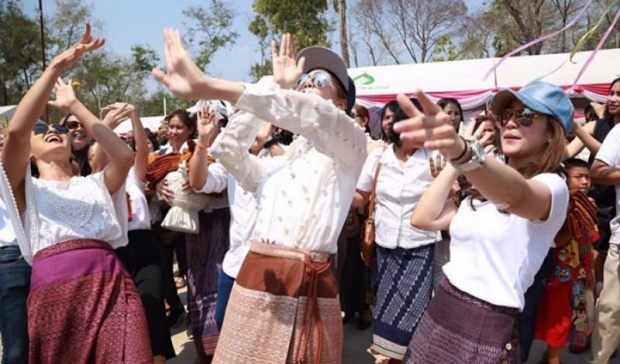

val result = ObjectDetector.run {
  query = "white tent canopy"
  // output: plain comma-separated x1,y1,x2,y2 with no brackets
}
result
114,116,166,134
350,48,620,110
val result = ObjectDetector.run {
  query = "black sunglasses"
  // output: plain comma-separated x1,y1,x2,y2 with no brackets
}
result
64,120,82,129
496,108,540,127
32,124,69,135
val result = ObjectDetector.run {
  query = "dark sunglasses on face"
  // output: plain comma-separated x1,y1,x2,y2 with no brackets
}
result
497,108,539,127
297,71,332,90
64,120,82,129
32,124,69,135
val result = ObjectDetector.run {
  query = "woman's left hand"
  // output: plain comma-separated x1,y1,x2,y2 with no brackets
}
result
394,91,465,160
48,78,79,111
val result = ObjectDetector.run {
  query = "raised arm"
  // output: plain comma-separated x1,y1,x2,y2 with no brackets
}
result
189,106,224,192
101,103,149,181
152,29,367,168
591,123,620,185
411,164,459,231
208,111,270,193
395,92,559,221
565,121,599,158
2,23,104,211
48,80,133,194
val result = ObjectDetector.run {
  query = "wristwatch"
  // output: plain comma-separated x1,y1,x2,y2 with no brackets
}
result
449,139,486,172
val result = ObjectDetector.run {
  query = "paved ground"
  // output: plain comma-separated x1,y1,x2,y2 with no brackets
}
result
2,286,619,363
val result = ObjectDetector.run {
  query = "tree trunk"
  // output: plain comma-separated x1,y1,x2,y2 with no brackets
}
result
338,0,350,68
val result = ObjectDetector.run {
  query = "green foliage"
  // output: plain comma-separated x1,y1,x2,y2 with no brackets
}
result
248,0,333,80
182,1,239,71
0,0,42,105
138,89,192,117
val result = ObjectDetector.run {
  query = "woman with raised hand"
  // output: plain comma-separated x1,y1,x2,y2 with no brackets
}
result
153,30,367,364
399,81,571,363
185,102,229,363
1,24,151,363
90,102,177,363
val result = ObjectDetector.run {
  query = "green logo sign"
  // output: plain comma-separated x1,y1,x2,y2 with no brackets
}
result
353,72,375,86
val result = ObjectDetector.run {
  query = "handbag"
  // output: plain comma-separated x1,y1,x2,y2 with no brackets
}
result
360,150,385,267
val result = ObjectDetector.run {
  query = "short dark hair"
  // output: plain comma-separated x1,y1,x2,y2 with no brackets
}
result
564,157,589,172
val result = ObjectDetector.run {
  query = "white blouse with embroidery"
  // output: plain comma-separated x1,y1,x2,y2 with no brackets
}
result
22,170,128,264
209,80,367,254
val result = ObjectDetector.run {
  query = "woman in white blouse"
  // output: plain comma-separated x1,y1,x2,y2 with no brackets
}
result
400,81,571,363
1,25,151,362
353,98,440,362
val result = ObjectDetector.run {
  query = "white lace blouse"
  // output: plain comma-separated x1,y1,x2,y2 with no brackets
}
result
21,170,128,264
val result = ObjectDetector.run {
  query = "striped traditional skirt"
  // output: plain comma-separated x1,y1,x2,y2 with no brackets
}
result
213,241,343,364
28,239,152,364
185,208,230,359
371,244,434,360
404,279,520,364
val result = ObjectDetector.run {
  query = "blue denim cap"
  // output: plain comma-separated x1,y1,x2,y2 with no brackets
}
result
490,81,574,134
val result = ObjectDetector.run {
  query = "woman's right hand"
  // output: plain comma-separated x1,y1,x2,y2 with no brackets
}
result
49,23,105,71
48,78,79,112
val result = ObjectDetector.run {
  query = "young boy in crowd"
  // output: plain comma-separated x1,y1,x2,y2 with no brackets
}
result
535,158,598,363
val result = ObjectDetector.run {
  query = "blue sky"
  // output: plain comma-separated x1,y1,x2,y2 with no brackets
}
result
23,0,484,84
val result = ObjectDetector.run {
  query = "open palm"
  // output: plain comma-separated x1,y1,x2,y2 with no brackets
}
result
271,33,304,90
152,29,207,100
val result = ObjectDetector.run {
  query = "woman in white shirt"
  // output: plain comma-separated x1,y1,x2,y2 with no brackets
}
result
399,81,571,363
90,103,176,363
1,26,151,363
185,102,229,362
353,98,440,362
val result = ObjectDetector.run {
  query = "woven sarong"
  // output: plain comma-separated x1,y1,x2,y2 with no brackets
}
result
28,239,152,364
371,244,434,359
185,208,230,358
404,279,520,363
213,241,343,364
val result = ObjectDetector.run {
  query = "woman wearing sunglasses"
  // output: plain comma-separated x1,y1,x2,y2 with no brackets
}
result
153,30,367,363
1,25,151,362
58,114,93,176
398,81,570,363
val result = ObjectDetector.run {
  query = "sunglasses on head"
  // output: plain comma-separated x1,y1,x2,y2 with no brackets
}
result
297,71,332,90
497,108,540,127
64,120,82,129
32,124,69,135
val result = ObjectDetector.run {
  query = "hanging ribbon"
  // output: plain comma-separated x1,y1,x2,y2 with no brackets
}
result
571,8,620,90
483,0,594,81
569,0,614,63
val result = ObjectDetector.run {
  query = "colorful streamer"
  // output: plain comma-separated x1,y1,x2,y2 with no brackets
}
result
483,0,595,81
569,0,614,63
572,8,620,89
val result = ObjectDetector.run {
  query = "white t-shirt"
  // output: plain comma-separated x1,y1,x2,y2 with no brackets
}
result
357,146,440,249
595,123,620,245
443,173,569,310
126,167,151,231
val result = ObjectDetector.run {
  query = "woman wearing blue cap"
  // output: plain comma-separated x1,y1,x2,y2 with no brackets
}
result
394,81,571,363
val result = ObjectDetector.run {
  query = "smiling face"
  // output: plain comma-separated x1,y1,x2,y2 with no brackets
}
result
499,98,553,165
607,80,620,117
30,124,72,165
442,102,462,130
167,116,191,150
382,108,394,137
63,115,91,151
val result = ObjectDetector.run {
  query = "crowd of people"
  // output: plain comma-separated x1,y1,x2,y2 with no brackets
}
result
1,23,620,364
